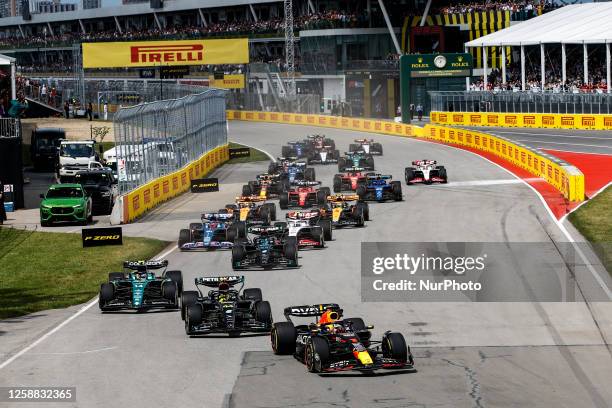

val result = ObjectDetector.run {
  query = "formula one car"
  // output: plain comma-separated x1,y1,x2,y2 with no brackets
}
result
268,157,299,175
282,142,311,159
319,194,369,227
178,213,246,251
99,260,183,311
279,182,330,209
356,174,402,202
306,147,340,165
333,167,368,193
338,151,375,172
281,210,333,248
306,134,336,151
223,196,277,225
271,304,414,373
349,139,383,155
242,173,289,198
182,276,272,336
282,162,316,185
232,226,299,269
404,160,448,184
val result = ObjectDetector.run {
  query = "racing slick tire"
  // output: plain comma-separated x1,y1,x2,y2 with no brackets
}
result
166,270,183,294
255,300,273,325
281,146,292,158
268,162,277,174
189,223,202,240
316,189,329,206
264,203,277,221
306,337,330,373
373,143,383,155
284,241,299,267
337,158,347,172
259,206,272,225
404,167,416,185
226,224,238,242
243,288,263,302
271,322,297,355
274,221,288,231
235,221,247,238
325,139,336,149
304,167,316,181
242,184,252,196
382,332,408,363
349,143,359,152
318,219,333,241
311,227,324,248
99,283,114,310
181,291,199,320
279,193,289,210
178,229,191,250
333,175,342,193
438,167,448,183
186,304,203,332
279,177,291,193
162,281,178,305
108,272,124,282
391,181,403,201
356,202,370,221
232,244,247,269
356,185,367,199
365,156,375,170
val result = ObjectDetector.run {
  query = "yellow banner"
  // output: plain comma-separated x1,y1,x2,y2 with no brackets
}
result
83,39,249,69
209,74,245,89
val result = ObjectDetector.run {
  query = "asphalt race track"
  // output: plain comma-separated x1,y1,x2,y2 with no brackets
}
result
1,121,611,408
465,126,612,155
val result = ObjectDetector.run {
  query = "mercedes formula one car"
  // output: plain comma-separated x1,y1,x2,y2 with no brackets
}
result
279,182,330,209
242,173,289,198
356,174,402,202
281,210,333,248
223,196,277,225
333,167,368,193
178,213,246,251
404,160,448,184
338,151,375,172
319,194,369,227
182,276,272,336
349,139,383,155
99,260,183,311
232,225,299,269
271,304,414,373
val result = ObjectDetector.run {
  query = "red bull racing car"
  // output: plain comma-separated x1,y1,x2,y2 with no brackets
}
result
279,181,330,209
242,173,289,198
349,139,383,155
271,304,414,373
404,160,448,184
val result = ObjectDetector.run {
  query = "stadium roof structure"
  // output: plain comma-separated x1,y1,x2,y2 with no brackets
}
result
465,3,612,47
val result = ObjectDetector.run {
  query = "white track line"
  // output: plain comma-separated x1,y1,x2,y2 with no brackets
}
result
439,179,522,187
0,297,99,370
410,136,612,300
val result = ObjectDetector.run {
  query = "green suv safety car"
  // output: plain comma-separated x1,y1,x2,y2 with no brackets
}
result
40,184,92,226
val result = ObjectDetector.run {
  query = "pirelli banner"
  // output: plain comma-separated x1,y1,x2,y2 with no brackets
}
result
431,111,612,131
82,39,249,69
122,144,229,223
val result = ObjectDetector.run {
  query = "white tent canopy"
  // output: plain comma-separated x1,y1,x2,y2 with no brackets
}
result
465,3,612,47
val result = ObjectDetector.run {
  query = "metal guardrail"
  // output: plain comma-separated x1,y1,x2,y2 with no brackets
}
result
113,89,227,195
430,91,612,114
0,118,21,138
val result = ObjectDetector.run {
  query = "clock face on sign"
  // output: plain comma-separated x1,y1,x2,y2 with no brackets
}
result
434,55,447,69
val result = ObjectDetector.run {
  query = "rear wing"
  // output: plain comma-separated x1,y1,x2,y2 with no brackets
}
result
256,173,279,181
328,194,359,202
344,150,367,156
195,276,245,287
354,138,374,143
307,134,325,139
285,210,320,220
248,225,284,235
201,213,234,222
366,174,392,180
123,260,168,270
292,180,320,187
276,156,298,162
412,159,437,166
284,303,342,319
343,167,365,173
235,195,267,203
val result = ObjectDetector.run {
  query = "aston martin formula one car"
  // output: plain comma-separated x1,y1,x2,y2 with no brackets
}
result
223,196,277,225
333,167,367,192
281,210,333,248
178,213,246,251
242,173,289,198
319,194,369,227
338,151,375,172
99,260,182,311
356,174,402,202
232,226,299,269
279,182,330,209
182,276,272,336
271,304,414,373
349,139,383,155
405,160,448,184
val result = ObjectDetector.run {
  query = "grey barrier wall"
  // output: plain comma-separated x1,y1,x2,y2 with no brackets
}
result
113,89,227,194
430,91,612,114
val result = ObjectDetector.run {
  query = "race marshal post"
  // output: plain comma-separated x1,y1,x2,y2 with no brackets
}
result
400,53,473,123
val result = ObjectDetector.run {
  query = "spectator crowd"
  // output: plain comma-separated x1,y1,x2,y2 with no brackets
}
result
436,1,557,15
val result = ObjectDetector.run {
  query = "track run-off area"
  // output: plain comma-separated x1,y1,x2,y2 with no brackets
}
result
1,121,611,408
